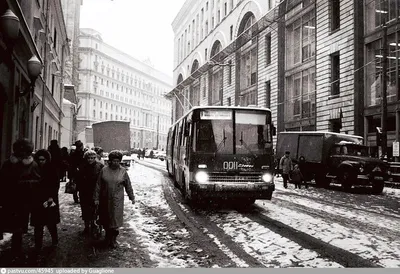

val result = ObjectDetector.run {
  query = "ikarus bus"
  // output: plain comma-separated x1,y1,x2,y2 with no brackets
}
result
166,106,276,206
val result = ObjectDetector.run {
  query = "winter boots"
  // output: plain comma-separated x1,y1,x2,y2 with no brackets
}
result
105,229,119,248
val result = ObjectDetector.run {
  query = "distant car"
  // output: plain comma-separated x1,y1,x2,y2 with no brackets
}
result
155,151,166,161
121,155,134,168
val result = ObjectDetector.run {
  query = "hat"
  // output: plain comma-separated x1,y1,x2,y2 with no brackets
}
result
74,140,83,147
13,138,34,157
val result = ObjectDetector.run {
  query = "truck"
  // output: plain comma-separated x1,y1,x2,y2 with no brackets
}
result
276,131,389,194
92,121,131,153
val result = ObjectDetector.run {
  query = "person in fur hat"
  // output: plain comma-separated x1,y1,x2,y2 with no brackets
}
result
0,138,41,262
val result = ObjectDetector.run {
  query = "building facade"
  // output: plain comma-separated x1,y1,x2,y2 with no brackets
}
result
76,28,172,151
168,0,400,159
0,0,69,164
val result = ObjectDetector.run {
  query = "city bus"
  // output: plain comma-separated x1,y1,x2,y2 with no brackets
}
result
166,106,276,205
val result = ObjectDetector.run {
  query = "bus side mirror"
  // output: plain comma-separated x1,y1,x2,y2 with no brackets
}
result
272,126,276,136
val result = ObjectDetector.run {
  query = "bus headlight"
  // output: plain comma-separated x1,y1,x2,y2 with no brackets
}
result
195,171,209,183
262,173,273,183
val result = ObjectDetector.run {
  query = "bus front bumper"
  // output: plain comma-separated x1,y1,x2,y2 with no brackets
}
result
189,182,275,200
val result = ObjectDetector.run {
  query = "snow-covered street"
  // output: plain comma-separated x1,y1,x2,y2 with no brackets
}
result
1,156,399,268
126,157,400,267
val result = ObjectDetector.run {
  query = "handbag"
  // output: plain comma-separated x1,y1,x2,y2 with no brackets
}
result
65,180,76,194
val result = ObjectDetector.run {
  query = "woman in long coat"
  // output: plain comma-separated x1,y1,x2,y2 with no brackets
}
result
31,149,60,253
0,139,41,261
76,150,103,235
94,150,135,248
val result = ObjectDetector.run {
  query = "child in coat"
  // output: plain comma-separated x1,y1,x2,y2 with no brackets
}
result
290,164,304,189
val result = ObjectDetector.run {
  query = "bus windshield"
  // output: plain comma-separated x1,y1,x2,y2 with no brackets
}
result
195,109,272,154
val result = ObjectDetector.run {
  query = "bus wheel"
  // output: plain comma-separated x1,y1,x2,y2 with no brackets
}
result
372,181,384,194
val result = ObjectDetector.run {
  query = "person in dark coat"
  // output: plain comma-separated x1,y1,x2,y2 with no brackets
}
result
76,150,104,235
68,140,85,203
290,164,304,189
48,140,62,181
31,149,60,253
60,147,70,182
0,139,41,261
94,150,135,248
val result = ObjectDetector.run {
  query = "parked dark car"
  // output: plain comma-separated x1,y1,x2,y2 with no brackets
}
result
276,131,389,194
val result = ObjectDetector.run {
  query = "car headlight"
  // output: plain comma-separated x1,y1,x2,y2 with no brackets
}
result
359,167,364,173
195,171,209,183
262,173,273,183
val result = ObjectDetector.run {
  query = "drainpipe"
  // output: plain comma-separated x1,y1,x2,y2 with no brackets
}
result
58,42,66,143
39,0,50,148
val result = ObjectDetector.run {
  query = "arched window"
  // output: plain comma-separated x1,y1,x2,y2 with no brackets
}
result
210,40,222,58
177,74,183,85
191,60,199,74
238,12,255,37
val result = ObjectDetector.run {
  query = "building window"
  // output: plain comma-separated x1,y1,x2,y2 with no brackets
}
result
365,35,398,107
330,52,340,96
93,110,96,118
330,0,340,31
265,33,271,66
240,47,257,90
100,111,103,119
211,69,223,105
205,48,208,59
265,81,271,108
230,25,233,40
285,67,316,121
286,10,316,67
93,99,96,106
365,0,399,33
227,97,231,106
227,60,232,85
51,74,55,95
329,118,341,133
53,28,57,48
224,2,227,15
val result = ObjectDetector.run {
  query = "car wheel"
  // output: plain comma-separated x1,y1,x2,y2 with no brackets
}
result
340,170,353,191
372,181,384,194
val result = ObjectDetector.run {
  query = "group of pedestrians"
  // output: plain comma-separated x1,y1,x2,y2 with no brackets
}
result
279,151,308,189
0,138,136,264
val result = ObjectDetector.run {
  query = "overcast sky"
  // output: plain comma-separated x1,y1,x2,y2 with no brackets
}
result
80,0,186,79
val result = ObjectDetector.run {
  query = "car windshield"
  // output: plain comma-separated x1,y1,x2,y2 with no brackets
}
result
195,109,272,154
332,145,369,156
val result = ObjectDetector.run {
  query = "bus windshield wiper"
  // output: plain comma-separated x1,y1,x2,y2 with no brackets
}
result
214,129,227,156
239,131,258,158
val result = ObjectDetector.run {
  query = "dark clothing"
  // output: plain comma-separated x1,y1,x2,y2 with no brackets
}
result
48,144,62,179
68,149,85,180
291,168,304,188
30,162,60,227
0,158,41,233
282,174,290,188
77,161,103,221
68,149,85,203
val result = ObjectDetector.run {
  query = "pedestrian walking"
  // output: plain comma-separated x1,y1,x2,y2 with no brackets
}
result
48,140,62,181
76,150,104,236
68,140,85,203
290,164,304,189
94,147,105,166
298,156,309,188
0,139,41,262
60,147,70,182
279,151,293,189
94,150,135,248
31,149,60,256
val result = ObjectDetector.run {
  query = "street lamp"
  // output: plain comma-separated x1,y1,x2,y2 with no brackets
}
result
0,9,20,40
0,9,20,64
17,55,42,98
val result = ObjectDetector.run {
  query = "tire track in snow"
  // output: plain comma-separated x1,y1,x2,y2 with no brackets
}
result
237,205,381,268
274,189,400,220
138,161,262,267
272,197,400,241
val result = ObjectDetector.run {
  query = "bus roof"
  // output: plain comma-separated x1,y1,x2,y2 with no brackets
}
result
170,105,272,128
